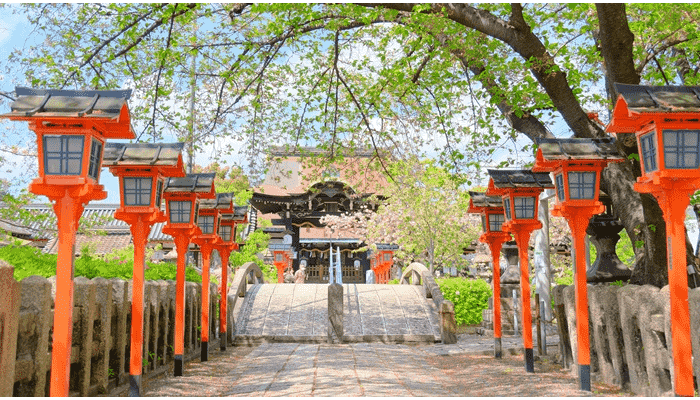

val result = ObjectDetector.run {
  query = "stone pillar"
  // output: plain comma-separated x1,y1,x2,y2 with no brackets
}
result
327,283,343,343
533,191,553,320
441,301,457,344
0,261,20,397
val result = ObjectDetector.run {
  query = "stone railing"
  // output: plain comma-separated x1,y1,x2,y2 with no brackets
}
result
399,262,428,285
554,283,700,396
0,261,230,397
229,261,265,331
398,262,456,344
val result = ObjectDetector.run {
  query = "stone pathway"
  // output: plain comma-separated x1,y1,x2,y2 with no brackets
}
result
140,333,631,397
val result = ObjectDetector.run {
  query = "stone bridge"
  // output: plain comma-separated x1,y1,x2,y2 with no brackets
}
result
233,283,442,345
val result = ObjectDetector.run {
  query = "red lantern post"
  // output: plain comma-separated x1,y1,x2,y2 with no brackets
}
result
486,169,554,373
215,205,248,351
607,83,700,396
0,87,135,396
103,142,185,396
162,173,216,376
192,193,235,361
468,191,511,358
532,137,624,391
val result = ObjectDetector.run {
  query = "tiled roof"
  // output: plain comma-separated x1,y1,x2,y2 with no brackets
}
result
43,232,132,255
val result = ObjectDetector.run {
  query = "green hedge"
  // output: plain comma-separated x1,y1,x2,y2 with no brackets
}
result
0,244,201,283
437,277,492,325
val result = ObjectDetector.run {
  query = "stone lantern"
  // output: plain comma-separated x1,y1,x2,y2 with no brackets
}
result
102,142,185,396
606,83,700,396
585,192,632,283
532,136,625,391
0,87,135,396
486,169,554,373
162,173,216,376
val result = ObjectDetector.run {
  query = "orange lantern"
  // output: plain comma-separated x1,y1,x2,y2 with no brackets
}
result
486,169,554,373
215,205,248,351
0,87,135,396
271,245,293,283
532,137,624,391
468,191,511,359
371,246,396,284
103,142,185,396
607,83,700,396
192,193,234,362
162,173,216,376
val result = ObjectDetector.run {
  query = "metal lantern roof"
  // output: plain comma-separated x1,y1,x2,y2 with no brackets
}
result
1,87,135,139
486,169,554,189
615,83,700,113
103,142,185,169
164,173,216,194
608,83,700,134
535,137,624,161
199,192,234,211
468,191,503,208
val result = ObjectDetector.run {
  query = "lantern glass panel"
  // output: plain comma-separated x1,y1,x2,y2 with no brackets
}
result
513,196,536,219
503,198,512,220
199,215,215,234
639,131,658,173
663,129,700,169
481,214,487,231
123,177,153,206
568,171,597,200
218,225,232,241
555,174,565,201
488,213,505,232
168,200,191,224
87,139,102,180
43,135,84,175
384,253,391,262
275,253,284,262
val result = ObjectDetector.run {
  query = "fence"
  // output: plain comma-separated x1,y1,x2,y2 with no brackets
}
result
554,283,700,396
0,262,231,397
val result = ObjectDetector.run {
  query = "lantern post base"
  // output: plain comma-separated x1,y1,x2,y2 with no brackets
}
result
129,375,141,397
578,364,591,392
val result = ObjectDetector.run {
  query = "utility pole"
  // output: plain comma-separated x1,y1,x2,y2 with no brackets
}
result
187,48,196,174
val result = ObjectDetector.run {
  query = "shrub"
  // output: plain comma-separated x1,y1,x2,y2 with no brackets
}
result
436,277,492,325
0,243,201,283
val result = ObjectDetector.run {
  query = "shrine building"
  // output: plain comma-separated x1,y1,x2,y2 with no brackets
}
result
250,146,398,283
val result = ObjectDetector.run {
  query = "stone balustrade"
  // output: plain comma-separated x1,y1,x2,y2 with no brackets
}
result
554,283,700,396
1,262,229,397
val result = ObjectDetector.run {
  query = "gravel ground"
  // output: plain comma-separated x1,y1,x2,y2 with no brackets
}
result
133,338,635,397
